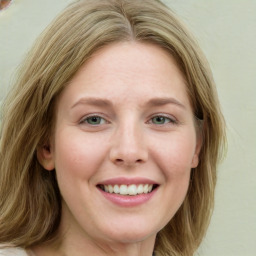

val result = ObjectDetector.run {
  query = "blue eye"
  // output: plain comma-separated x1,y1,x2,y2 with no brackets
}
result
82,116,106,125
151,115,176,125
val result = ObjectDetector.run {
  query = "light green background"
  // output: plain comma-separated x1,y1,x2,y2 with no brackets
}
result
0,1,256,255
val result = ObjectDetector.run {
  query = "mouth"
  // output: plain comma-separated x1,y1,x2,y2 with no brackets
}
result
97,184,159,196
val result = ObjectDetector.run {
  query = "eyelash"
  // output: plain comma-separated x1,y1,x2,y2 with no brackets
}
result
79,114,178,127
79,114,109,126
147,114,178,126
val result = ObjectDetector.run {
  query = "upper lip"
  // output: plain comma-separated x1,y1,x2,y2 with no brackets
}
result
97,177,158,185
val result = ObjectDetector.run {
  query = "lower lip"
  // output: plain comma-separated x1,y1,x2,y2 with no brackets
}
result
98,187,158,207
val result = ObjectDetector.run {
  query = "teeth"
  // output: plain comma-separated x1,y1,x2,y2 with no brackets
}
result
137,184,144,194
114,185,119,194
128,184,137,195
108,185,114,193
120,185,128,195
104,185,109,193
143,184,149,193
101,184,155,195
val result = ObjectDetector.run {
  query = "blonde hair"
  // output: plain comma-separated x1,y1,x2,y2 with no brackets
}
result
0,0,226,255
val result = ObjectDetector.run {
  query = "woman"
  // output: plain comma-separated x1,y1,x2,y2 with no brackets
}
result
0,0,226,255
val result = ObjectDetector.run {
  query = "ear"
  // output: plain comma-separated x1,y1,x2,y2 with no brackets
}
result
191,135,203,168
37,143,55,171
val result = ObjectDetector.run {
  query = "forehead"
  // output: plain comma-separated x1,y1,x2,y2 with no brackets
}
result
58,41,191,109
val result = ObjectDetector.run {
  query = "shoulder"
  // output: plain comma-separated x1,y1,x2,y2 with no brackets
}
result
0,247,28,256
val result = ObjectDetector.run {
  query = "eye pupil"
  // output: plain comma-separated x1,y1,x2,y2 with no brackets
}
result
153,116,165,124
88,116,101,124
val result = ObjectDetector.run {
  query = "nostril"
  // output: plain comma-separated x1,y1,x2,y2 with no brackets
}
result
114,159,124,165
113,158,144,166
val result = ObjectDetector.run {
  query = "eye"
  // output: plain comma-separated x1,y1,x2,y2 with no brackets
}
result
149,115,177,125
81,115,107,125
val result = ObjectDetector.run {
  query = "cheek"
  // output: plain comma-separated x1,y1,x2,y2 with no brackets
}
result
53,129,108,180
147,132,195,226
150,131,196,177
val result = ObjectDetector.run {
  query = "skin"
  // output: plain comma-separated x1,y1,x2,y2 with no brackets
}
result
36,42,201,256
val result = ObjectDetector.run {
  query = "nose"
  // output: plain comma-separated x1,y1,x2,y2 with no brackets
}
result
109,122,148,167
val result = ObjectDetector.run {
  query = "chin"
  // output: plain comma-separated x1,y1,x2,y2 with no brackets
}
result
100,223,158,244
110,233,154,244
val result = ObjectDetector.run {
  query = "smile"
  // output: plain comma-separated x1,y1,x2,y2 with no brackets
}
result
98,184,158,196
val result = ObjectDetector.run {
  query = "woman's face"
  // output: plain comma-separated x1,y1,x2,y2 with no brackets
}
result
40,42,200,244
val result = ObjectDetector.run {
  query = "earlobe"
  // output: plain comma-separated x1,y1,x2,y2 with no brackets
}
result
191,153,199,168
37,144,55,171
191,135,203,168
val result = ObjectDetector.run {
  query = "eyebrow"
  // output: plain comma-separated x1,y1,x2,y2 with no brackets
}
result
146,97,186,109
71,97,186,109
71,97,113,109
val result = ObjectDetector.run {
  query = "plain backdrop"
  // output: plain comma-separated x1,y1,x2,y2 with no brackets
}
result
0,1,256,255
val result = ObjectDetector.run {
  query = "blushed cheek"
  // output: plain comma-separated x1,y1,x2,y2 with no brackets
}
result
54,134,107,180
159,142,195,179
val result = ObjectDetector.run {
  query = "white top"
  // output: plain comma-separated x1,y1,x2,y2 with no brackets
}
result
0,247,29,256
